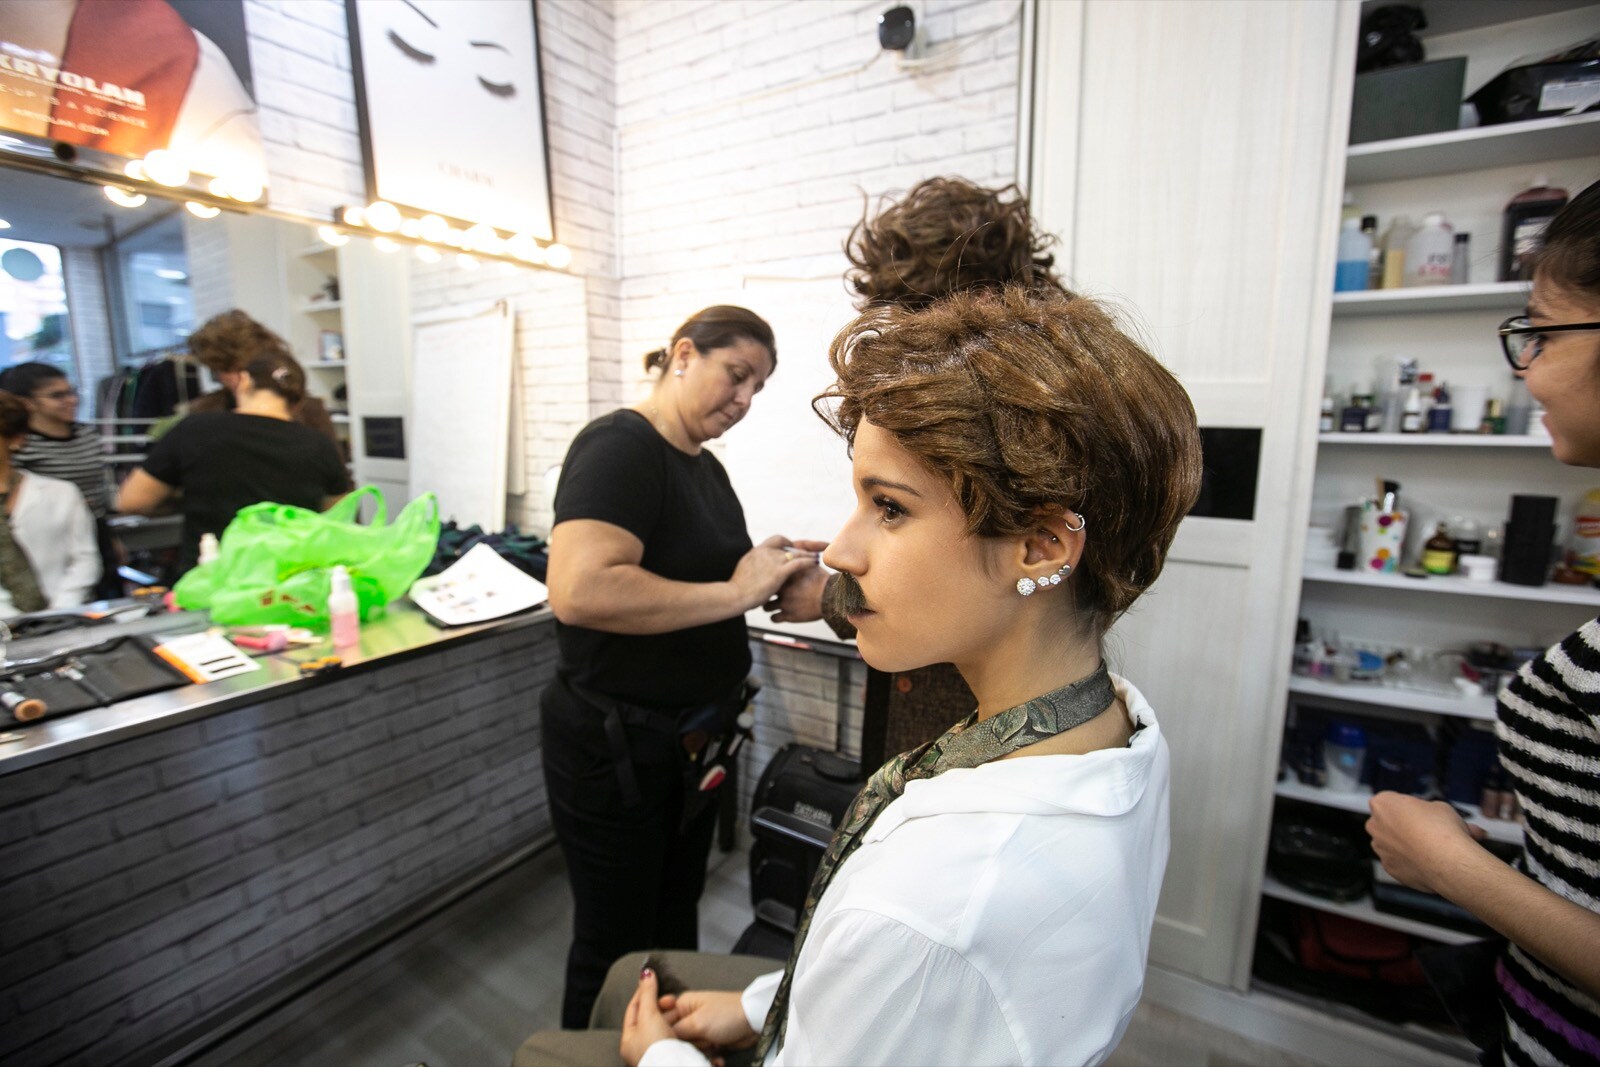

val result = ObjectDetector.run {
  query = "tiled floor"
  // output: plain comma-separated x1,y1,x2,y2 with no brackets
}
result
194,838,1316,1066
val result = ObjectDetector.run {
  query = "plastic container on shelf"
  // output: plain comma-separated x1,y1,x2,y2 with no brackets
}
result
1498,177,1568,282
1323,723,1368,794
1335,218,1373,292
1380,216,1416,289
1403,212,1454,287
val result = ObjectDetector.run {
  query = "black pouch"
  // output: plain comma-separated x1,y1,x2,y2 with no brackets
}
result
1,636,190,724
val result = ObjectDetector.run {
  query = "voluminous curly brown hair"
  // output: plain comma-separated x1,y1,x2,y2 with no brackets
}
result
844,177,1071,310
816,286,1202,635
0,392,29,439
188,310,293,375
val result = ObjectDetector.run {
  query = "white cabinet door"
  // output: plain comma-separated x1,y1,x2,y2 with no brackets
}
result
1030,0,1359,987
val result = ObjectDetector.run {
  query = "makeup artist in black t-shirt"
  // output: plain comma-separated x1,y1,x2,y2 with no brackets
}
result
542,306,823,1028
116,349,350,574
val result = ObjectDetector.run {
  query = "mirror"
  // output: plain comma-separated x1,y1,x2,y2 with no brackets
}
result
0,164,420,614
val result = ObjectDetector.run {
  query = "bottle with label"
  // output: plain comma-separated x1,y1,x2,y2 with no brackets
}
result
1362,215,1383,289
1451,516,1483,557
1480,398,1506,435
1335,217,1372,292
1427,380,1453,433
1401,386,1424,433
328,565,361,649
1499,177,1569,282
1319,391,1335,433
1380,216,1416,289
1377,355,1418,434
1570,490,1600,576
1404,212,1454,287
1451,232,1471,284
1422,522,1457,575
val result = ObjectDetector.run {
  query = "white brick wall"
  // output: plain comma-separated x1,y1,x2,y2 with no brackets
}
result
60,249,114,405
613,0,1024,769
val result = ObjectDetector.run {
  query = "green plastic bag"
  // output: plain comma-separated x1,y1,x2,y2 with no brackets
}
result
174,486,440,630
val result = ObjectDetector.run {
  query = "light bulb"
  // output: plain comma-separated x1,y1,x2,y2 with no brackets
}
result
418,214,449,243
365,200,401,233
544,243,572,269
415,245,442,264
372,236,400,253
226,174,264,203
317,225,350,247
208,177,231,198
456,253,479,270
341,205,364,227
124,159,147,181
103,186,147,208
143,149,190,187
464,223,497,250
509,235,545,264
184,201,221,219
0,219,11,230
399,218,421,238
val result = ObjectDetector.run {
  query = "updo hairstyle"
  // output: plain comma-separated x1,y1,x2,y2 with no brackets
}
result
241,350,308,407
817,286,1202,635
188,310,293,375
845,177,1072,310
642,306,777,376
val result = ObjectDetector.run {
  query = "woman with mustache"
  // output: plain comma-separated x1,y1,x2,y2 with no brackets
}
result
521,286,1201,1066
541,306,821,1030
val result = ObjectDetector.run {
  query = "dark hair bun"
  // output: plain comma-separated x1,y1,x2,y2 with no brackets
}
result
642,347,670,372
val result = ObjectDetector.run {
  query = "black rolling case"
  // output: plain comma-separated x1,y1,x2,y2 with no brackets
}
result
742,743,864,947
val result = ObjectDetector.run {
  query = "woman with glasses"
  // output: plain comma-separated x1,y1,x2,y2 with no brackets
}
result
0,362,120,600
1369,179,1600,1067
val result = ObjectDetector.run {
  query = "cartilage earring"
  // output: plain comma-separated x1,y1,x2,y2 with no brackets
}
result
1017,563,1071,596
1064,512,1086,533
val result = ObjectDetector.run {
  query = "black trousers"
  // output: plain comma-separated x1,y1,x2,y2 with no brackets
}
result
540,673,720,1029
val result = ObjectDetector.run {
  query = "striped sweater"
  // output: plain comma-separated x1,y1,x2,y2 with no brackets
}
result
14,425,109,518
1496,616,1600,1067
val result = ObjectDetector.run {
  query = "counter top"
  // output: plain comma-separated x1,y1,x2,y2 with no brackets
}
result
0,602,553,775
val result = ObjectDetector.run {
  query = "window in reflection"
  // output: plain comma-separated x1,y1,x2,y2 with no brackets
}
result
0,238,77,385
108,213,193,363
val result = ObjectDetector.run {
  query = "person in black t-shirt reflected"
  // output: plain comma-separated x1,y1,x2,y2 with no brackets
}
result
116,349,351,575
541,306,823,1029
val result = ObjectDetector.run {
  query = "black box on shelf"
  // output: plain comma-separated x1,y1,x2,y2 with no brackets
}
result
1469,56,1600,126
1350,57,1467,144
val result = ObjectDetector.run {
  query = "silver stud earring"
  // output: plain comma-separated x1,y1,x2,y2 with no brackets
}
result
1016,563,1071,597
674,368,684,378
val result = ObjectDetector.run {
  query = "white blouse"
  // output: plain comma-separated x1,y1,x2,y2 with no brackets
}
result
642,675,1170,1067
0,473,101,618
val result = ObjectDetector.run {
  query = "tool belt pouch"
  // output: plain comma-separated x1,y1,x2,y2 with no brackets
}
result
582,678,758,834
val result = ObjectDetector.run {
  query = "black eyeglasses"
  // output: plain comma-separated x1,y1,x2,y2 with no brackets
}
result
1498,315,1600,371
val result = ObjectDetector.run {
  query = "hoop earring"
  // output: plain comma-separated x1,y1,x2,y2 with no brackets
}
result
1064,512,1086,533
1016,563,1071,597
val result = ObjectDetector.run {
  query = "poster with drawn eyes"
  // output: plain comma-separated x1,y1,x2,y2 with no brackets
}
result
0,0,265,186
348,0,553,241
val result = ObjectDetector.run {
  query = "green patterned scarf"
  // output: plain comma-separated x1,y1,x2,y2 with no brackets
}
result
0,471,45,614
754,662,1117,1059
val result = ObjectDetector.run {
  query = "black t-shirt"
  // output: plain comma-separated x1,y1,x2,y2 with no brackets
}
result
554,410,752,708
143,412,351,571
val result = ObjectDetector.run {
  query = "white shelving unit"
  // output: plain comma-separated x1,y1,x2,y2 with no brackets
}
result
284,229,351,468
1273,777,1524,845
1260,875,1480,946
1304,563,1600,607
1287,674,1497,721
1317,432,1550,447
1262,0,1600,1002
1330,280,1526,316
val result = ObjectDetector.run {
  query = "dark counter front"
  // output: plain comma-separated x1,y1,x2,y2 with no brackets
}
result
0,607,559,1067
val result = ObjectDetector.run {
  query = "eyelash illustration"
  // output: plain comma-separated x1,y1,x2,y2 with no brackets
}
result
478,77,517,98
387,30,435,64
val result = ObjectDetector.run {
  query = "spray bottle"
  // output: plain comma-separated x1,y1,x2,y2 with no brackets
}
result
328,566,360,650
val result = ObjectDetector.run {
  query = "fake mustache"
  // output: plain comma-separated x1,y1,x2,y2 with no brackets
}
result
825,571,871,616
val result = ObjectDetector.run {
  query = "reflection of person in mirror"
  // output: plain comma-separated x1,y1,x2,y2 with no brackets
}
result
0,391,100,618
175,311,341,449
0,362,121,600
117,349,350,576
539,307,821,1030
0,0,266,183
